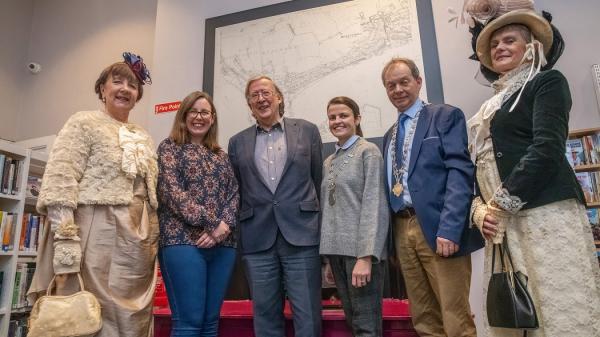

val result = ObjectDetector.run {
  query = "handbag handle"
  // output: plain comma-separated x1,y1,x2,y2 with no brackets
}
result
47,273,86,295
491,236,516,274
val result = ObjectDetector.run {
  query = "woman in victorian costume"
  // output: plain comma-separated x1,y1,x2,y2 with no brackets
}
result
464,1,600,335
28,53,159,337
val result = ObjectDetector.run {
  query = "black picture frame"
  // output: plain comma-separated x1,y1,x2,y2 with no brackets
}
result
203,0,444,105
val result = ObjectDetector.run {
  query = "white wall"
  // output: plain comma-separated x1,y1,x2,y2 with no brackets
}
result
0,0,34,141
538,0,600,128
14,0,158,141
148,0,291,144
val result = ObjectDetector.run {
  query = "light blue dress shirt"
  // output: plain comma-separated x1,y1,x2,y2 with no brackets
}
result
386,99,424,207
335,134,360,153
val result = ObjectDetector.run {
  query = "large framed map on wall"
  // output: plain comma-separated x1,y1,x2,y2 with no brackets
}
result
203,0,443,145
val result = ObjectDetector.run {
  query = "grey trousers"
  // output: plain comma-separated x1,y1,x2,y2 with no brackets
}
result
242,232,322,337
329,255,384,337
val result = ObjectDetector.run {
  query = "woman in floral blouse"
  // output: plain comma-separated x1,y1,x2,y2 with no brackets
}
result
157,91,239,337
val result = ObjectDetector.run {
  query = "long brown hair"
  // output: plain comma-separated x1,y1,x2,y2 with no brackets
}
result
169,91,221,153
327,96,363,137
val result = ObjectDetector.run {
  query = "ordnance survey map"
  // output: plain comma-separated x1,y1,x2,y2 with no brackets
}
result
212,0,426,144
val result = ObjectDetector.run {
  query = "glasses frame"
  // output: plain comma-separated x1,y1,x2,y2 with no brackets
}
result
187,109,213,119
249,90,274,102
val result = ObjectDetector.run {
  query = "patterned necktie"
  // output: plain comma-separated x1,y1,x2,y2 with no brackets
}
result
391,113,409,212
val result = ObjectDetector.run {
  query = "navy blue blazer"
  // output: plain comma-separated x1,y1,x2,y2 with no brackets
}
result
228,117,323,254
383,104,484,256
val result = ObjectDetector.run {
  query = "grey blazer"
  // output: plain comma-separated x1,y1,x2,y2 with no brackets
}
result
228,117,323,254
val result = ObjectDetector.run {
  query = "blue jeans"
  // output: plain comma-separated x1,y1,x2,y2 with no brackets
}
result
158,245,236,337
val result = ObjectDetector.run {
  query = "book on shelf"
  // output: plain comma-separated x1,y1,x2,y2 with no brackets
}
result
11,262,35,311
566,138,585,166
0,271,3,303
587,210,600,255
576,172,595,203
12,160,23,195
8,317,28,337
0,211,16,252
0,154,5,186
19,213,44,252
567,133,600,167
0,156,24,195
26,176,41,199
2,157,14,195
587,208,599,226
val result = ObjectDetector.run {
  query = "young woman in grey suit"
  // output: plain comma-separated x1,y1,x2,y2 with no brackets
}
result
320,96,389,337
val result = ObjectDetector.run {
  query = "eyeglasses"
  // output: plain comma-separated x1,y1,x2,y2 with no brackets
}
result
187,109,212,119
249,90,274,102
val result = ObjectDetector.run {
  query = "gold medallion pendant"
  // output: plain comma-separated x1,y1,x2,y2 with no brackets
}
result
392,182,403,197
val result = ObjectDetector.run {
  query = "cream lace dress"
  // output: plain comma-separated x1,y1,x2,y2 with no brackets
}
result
28,111,159,337
468,66,600,337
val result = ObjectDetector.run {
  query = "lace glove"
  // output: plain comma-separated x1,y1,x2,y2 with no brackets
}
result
47,206,82,274
53,238,82,275
486,202,511,244
47,206,74,234
471,197,487,232
471,197,512,244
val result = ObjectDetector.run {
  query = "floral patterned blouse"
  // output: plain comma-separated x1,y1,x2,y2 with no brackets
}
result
157,138,239,248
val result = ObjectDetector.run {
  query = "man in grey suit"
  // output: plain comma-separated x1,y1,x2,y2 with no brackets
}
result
228,75,323,337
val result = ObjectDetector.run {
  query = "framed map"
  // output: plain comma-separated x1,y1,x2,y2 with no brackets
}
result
204,0,443,145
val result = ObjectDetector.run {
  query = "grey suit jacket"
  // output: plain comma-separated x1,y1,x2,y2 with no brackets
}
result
228,117,323,254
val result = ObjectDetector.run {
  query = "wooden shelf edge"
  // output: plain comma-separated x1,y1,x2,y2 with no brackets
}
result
10,307,32,314
586,202,600,208
574,164,600,172
17,251,37,257
569,127,600,138
0,193,21,201
0,141,27,158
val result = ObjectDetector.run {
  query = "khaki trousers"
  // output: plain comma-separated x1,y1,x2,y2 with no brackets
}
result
394,214,476,337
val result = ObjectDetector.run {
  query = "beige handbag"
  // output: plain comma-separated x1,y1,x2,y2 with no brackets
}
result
28,273,102,337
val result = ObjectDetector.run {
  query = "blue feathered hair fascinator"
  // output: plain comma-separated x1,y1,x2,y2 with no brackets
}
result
122,52,152,85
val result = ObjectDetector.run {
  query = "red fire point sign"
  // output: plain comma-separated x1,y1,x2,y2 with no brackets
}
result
155,101,181,114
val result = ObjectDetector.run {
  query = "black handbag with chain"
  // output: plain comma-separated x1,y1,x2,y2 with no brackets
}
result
486,236,539,332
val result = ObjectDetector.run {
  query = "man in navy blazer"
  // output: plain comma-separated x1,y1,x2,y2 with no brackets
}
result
228,75,323,337
381,58,484,337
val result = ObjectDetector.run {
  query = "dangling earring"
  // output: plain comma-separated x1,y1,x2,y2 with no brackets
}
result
102,97,106,103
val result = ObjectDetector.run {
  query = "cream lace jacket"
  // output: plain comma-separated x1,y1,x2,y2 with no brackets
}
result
37,110,158,214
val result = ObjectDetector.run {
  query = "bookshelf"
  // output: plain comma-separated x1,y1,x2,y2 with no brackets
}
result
0,140,47,337
567,127,600,262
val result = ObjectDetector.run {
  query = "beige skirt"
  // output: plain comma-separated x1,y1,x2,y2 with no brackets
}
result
28,178,159,337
